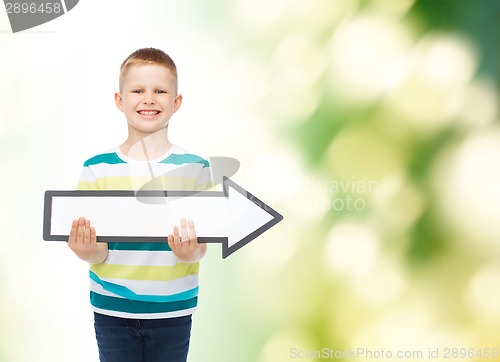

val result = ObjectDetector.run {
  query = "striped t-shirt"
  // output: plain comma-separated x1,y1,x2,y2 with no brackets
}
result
77,144,213,319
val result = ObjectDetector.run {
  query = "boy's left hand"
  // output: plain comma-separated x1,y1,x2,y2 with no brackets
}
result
168,218,207,263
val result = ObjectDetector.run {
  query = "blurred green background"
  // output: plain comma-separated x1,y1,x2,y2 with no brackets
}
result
0,0,499,361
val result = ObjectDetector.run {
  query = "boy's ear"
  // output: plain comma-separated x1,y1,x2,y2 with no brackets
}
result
114,92,124,112
173,94,183,113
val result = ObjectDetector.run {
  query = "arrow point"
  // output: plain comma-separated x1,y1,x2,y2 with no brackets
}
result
220,177,283,258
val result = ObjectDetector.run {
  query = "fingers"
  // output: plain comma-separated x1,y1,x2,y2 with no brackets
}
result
90,226,96,243
84,218,91,245
180,218,197,245
168,219,201,263
168,224,181,253
167,233,174,249
168,219,197,248
76,217,85,244
68,218,78,244
69,217,94,246
173,225,180,244
187,219,197,245
187,219,196,239
68,217,100,263
180,218,188,244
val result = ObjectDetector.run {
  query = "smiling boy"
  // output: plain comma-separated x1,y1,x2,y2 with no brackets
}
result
67,48,212,362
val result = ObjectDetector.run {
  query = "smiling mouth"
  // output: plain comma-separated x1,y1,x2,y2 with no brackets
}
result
138,110,161,116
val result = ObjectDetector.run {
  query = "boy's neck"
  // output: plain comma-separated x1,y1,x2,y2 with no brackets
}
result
120,128,173,161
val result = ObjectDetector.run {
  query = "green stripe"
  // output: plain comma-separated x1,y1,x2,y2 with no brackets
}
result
108,242,172,251
160,153,210,168
84,153,125,167
89,271,198,302
91,292,197,314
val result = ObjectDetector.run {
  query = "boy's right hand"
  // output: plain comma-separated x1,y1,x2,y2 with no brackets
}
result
68,217,108,264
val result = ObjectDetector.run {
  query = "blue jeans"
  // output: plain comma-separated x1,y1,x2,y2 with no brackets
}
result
94,312,192,362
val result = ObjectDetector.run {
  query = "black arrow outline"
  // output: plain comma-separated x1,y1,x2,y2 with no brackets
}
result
43,177,283,258
199,177,283,258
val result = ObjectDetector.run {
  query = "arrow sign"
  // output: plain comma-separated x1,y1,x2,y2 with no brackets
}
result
43,177,283,258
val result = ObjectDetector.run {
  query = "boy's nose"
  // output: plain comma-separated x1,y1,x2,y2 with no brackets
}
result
143,93,156,104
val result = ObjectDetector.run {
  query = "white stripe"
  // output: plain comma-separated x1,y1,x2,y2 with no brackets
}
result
152,163,205,176
90,280,125,299
90,162,150,178
91,274,199,296
196,169,213,183
112,144,187,164
89,162,204,179
105,250,179,267
92,306,196,320
60,0,68,13
78,168,97,183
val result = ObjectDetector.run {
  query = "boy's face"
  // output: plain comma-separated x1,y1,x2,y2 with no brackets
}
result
115,64,182,137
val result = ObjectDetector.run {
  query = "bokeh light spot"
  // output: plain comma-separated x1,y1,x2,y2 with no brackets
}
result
259,328,316,362
326,127,406,180
437,129,500,251
324,220,379,279
372,172,425,233
386,33,478,129
466,265,500,322
329,12,413,103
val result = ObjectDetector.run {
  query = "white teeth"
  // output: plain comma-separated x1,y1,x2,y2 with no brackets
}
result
139,111,159,115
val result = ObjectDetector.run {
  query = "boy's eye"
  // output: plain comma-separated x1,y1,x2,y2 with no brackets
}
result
155,90,166,94
132,90,143,94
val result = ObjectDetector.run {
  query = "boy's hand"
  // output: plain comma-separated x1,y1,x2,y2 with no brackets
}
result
168,218,207,263
68,217,108,264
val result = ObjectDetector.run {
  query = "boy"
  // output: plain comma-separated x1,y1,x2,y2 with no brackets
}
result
67,48,212,362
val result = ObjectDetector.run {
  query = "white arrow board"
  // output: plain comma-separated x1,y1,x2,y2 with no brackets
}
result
43,177,283,258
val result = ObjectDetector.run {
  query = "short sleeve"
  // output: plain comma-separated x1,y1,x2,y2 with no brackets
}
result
193,161,215,191
77,163,99,191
